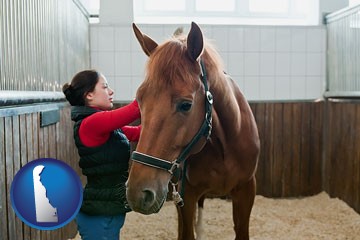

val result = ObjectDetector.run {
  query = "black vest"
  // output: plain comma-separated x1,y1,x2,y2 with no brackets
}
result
71,106,131,215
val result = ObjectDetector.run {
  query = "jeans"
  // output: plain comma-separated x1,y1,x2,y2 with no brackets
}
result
76,211,126,240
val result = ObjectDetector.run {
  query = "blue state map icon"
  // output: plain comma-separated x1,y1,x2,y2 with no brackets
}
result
10,158,83,230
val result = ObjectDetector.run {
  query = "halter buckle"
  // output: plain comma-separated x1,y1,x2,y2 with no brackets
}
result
206,91,213,105
168,161,180,175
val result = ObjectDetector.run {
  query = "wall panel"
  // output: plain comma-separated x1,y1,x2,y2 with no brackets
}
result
0,103,79,240
249,101,324,198
1,99,360,240
324,99,360,213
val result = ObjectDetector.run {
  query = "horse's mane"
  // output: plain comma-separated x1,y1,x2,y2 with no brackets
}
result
141,29,225,91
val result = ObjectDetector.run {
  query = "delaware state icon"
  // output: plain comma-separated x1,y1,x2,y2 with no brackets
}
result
10,158,83,230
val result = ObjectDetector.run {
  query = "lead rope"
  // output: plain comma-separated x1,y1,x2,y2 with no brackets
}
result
171,158,188,207
172,182,184,207
179,159,188,205
170,159,186,207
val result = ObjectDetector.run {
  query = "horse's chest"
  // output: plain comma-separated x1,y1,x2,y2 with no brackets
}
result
186,153,233,189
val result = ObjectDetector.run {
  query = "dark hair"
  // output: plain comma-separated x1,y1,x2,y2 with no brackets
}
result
62,70,99,106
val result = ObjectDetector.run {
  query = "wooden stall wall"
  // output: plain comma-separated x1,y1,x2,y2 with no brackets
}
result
1,100,359,239
323,99,360,213
101,100,360,215
250,101,324,198
115,101,325,199
0,103,80,240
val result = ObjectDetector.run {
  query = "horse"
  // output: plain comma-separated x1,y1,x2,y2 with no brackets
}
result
126,22,260,240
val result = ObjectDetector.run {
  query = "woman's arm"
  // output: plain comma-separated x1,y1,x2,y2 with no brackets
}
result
79,100,140,147
121,125,141,142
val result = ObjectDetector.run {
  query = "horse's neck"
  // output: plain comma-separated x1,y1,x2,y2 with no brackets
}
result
210,74,245,139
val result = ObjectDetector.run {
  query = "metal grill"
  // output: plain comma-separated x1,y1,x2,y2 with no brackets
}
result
325,5,360,97
0,0,90,92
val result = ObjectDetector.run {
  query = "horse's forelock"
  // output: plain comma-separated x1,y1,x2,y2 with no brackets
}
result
145,40,199,87
142,36,224,92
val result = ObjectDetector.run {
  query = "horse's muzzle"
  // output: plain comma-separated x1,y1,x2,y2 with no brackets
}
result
126,186,167,215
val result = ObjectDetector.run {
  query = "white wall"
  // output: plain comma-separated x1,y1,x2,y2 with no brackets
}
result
320,0,348,15
99,0,133,24
89,0,347,102
349,0,360,6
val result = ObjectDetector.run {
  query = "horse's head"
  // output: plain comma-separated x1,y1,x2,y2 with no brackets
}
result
126,22,212,214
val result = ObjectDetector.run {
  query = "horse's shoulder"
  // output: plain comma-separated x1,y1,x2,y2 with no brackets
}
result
223,74,250,110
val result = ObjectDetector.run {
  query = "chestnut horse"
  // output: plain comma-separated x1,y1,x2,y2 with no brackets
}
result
126,22,260,240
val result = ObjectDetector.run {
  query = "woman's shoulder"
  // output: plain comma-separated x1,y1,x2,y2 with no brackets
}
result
71,106,100,122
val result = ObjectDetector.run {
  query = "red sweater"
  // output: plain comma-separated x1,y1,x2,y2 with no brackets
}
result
79,100,141,147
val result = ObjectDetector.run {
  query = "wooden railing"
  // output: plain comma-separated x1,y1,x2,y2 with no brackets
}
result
250,101,324,198
0,102,82,240
323,99,360,213
1,99,360,239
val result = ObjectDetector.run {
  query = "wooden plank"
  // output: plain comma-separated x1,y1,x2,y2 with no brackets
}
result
56,110,64,163
291,103,302,196
344,103,356,205
12,116,24,240
300,103,311,195
49,124,57,158
33,113,40,159
272,103,283,197
26,114,34,163
337,103,348,199
282,103,293,197
19,114,31,239
49,124,59,240
30,113,41,240
0,117,8,240
309,101,323,194
25,113,35,240
322,101,332,194
38,114,45,159
330,102,343,198
336,103,347,199
354,104,360,212
5,117,16,240
38,117,48,240
263,103,274,197
253,102,266,195
327,101,337,197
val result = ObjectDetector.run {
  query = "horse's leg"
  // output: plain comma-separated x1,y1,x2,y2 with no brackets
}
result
176,187,198,240
230,176,256,240
195,195,206,240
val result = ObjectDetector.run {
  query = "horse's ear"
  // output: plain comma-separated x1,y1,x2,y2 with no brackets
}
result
132,23,158,57
187,22,204,62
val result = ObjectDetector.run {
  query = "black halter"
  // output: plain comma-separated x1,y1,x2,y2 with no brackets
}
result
131,60,213,204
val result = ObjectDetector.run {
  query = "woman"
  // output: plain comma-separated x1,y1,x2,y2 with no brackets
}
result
63,70,141,240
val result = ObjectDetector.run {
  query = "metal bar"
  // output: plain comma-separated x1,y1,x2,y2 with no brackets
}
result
326,5,360,97
72,0,90,18
0,0,3,90
324,91,360,98
325,4,360,24
0,0,89,94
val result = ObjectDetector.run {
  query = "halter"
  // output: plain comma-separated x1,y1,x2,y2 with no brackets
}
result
131,59,213,206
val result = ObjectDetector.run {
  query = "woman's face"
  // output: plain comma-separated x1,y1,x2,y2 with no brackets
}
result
85,75,114,110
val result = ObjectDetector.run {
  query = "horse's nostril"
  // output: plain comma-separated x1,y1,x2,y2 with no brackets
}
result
142,189,155,208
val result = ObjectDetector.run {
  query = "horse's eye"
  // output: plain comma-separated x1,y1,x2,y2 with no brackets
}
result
178,102,192,112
